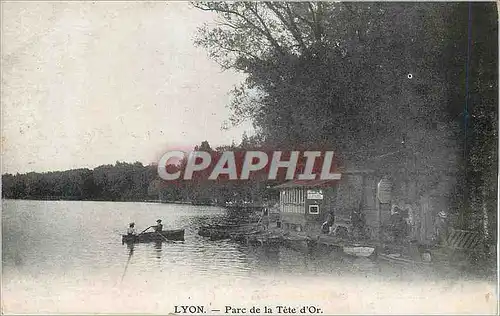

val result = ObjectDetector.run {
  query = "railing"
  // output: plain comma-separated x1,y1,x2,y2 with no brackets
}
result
444,228,482,251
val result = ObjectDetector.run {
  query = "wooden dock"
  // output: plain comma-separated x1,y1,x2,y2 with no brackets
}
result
198,223,438,265
198,223,265,241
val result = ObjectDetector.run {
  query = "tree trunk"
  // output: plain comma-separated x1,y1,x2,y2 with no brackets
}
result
482,185,489,242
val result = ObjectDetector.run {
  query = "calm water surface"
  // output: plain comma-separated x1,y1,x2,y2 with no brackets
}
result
2,200,496,314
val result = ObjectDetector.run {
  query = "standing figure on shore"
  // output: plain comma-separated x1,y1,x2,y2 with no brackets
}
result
352,208,366,238
261,208,270,230
434,211,449,245
389,207,408,244
321,210,335,234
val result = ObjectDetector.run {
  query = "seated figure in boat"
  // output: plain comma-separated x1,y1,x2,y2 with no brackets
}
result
127,222,137,236
154,219,163,232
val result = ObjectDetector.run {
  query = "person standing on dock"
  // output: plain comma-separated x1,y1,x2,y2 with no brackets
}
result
260,208,270,230
321,211,335,234
434,211,449,245
389,207,408,244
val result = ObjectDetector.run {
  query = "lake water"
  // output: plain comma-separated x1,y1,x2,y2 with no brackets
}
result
2,200,497,314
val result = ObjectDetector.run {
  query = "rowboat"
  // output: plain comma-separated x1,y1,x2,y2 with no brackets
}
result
198,224,262,241
198,226,231,240
122,229,185,243
343,245,376,257
378,253,432,266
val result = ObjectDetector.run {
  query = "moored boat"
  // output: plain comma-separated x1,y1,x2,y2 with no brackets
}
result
378,253,432,266
122,229,185,243
198,224,263,241
198,226,231,240
343,245,376,257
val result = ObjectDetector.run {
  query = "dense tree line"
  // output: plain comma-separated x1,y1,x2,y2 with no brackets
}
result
2,162,155,201
1,140,278,205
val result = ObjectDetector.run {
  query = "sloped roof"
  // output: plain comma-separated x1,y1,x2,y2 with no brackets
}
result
271,167,377,189
336,168,376,174
272,179,339,189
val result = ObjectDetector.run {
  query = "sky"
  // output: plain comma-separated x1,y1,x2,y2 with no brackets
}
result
1,1,254,174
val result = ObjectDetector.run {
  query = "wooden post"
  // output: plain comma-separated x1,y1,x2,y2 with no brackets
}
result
376,178,382,241
377,195,381,241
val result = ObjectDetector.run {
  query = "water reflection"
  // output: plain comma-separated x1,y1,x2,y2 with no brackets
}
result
240,244,281,271
126,242,135,255
120,243,135,283
154,241,162,260
262,246,280,263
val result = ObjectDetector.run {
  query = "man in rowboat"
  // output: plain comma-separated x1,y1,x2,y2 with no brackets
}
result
153,219,163,232
127,223,137,235
136,220,164,235
134,219,163,235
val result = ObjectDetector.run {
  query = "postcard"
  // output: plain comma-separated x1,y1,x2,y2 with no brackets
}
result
1,1,498,315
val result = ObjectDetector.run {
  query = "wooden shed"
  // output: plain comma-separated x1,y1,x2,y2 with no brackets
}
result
273,169,382,237
274,179,338,233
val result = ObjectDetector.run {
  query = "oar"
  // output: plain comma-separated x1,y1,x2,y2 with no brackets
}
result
138,226,153,235
155,230,170,242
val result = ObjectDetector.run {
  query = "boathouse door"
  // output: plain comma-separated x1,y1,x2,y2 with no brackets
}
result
280,188,306,231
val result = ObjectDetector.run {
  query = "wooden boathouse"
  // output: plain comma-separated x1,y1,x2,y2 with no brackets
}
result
274,169,382,238
273,162,461,248
274,179,337,233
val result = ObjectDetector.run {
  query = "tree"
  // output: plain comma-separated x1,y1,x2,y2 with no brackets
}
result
194,2,458,155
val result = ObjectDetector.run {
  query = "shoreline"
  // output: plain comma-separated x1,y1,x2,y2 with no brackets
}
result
1,198,223,207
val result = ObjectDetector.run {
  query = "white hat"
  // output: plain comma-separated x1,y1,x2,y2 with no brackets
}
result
438,211,447,218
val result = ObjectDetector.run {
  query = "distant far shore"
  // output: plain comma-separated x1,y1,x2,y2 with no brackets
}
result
1,197,219,206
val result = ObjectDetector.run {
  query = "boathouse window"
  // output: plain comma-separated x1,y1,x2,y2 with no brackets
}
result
282,189,301,205
280,188,308,213
309,205,319,214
